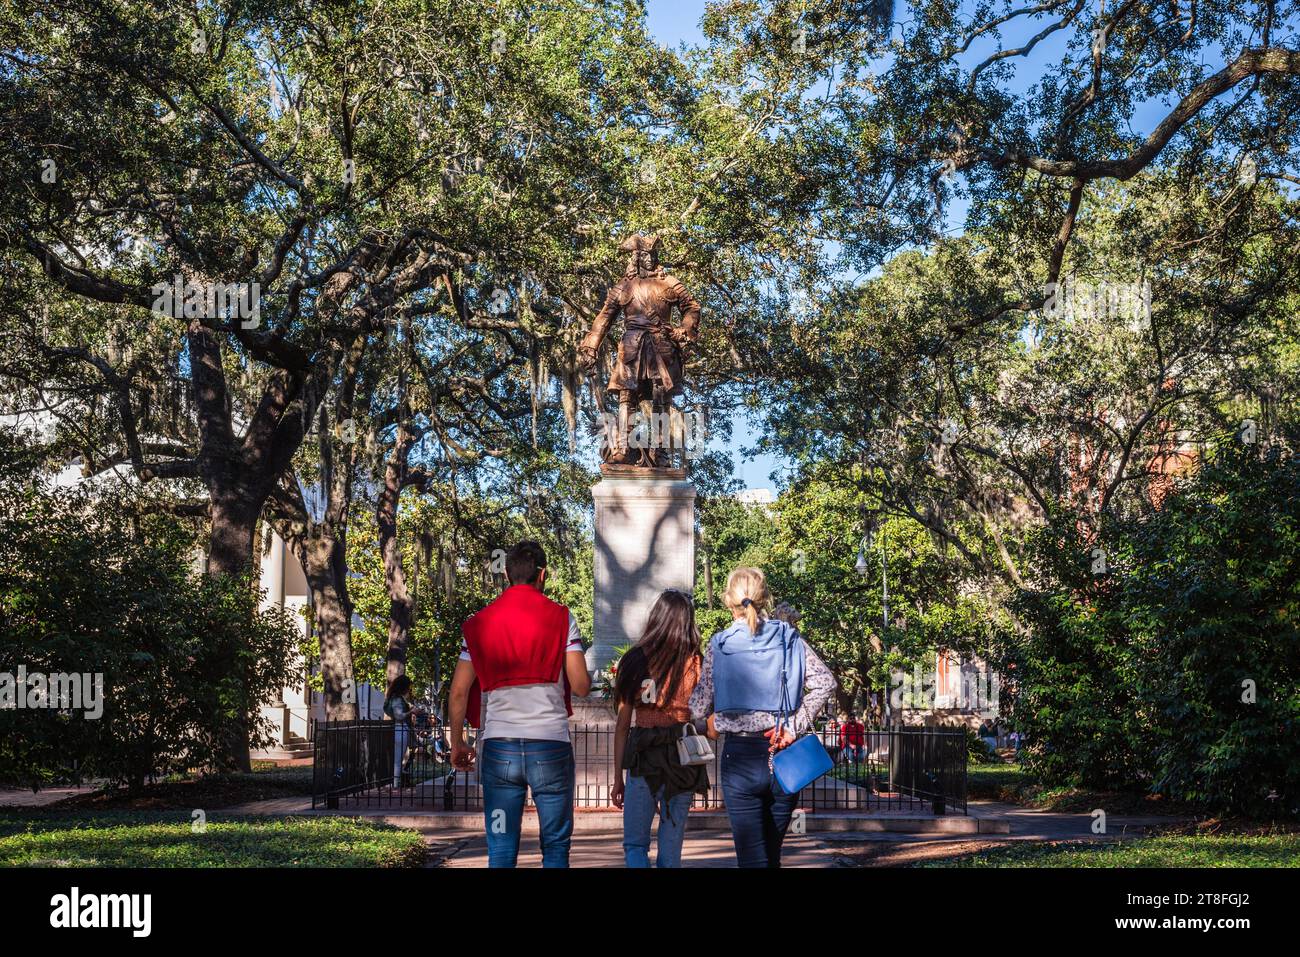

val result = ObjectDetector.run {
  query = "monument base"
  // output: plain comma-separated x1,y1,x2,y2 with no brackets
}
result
569,693,617,728
588,475,696,675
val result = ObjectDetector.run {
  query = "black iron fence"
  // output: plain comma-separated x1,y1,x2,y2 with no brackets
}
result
312,719,967,815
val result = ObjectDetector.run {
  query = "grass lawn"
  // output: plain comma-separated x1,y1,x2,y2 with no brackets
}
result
0,812,425,868
923,834,1300,868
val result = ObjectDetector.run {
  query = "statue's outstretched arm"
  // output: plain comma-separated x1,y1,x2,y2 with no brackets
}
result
579,285,622,366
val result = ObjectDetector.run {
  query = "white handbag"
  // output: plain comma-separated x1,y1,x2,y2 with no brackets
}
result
676,722,715,766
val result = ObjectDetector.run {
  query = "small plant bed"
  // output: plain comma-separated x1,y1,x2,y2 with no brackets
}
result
1002,783,1194,816
965,763,1194,816
966,762,1029,800
44,764,314,811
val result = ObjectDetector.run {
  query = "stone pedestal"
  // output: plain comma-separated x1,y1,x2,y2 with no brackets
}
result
569,694,617,728
587,475,696,676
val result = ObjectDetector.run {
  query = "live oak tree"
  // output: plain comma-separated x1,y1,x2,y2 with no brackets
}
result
794,0,1300,284
730,2,1300,754
765,165,1299,587
0,0,729,765
742,0,1300,595
365,295,591,688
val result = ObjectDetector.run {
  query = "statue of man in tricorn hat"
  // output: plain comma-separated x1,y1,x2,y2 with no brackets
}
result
578,234,702,468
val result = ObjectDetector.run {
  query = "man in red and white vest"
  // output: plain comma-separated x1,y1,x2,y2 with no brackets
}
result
448,541,592,867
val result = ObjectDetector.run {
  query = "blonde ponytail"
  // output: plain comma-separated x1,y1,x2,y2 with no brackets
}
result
723,567,771,635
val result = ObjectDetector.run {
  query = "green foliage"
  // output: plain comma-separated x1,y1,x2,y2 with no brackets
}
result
965,763,1029,801
344,484,593,707
595,642,636,700
0,429,300,788
965,726,1000,765
697,465,1000,708
996,443,1300,817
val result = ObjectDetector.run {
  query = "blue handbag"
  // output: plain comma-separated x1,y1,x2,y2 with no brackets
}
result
768,629,833,796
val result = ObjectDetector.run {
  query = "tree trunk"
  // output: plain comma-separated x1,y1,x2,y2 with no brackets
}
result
379,424,416,687
207,497,260,578
267,335,369,725
206,496,260,771
299,530,359,720
192,346,340,766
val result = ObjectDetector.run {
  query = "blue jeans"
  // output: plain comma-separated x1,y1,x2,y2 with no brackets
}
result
479,738,575,868
720,735,799,868
392,726,409,781
622,773,694,868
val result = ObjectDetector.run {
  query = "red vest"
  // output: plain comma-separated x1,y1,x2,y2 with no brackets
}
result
461,584,573,717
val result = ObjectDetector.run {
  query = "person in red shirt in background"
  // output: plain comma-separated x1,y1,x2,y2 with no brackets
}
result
447,541,592,868
838,712,867,765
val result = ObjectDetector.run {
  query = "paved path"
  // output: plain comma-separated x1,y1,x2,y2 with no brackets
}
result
226,796,316,814
3,788,1186,867
426,828,844,867
421,801,1185,868
0,786,98,808
206,795,1190,868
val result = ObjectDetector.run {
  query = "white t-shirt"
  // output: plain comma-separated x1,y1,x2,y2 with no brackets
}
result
460,613,584,742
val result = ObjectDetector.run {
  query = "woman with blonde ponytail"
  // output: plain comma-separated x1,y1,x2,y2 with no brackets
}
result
689,567,836,867
724,566,767,635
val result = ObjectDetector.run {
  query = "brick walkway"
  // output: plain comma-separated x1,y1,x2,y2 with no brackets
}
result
200,793,1192,868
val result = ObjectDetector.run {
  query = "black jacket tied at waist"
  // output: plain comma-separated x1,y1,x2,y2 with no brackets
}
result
623,724,710,817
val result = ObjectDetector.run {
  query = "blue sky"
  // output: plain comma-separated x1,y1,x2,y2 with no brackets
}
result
646,0,710,48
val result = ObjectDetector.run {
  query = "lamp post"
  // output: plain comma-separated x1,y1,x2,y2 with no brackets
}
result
856,504,892,726
856,506,889,630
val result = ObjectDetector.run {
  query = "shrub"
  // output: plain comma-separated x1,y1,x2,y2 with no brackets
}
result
993,443,1300,818
0,429,300,789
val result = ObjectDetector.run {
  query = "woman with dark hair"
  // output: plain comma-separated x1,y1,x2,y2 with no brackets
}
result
610,589,709,867
384,674,415,787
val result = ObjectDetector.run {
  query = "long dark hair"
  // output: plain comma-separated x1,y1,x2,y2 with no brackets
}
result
386,675,412,701
614,590,701,708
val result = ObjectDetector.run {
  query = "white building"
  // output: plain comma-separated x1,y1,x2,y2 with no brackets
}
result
251,529,385,761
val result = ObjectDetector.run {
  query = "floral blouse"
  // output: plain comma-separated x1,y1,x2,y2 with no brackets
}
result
688,633,836,734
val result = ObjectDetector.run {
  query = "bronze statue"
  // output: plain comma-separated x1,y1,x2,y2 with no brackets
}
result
579,234,701,468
